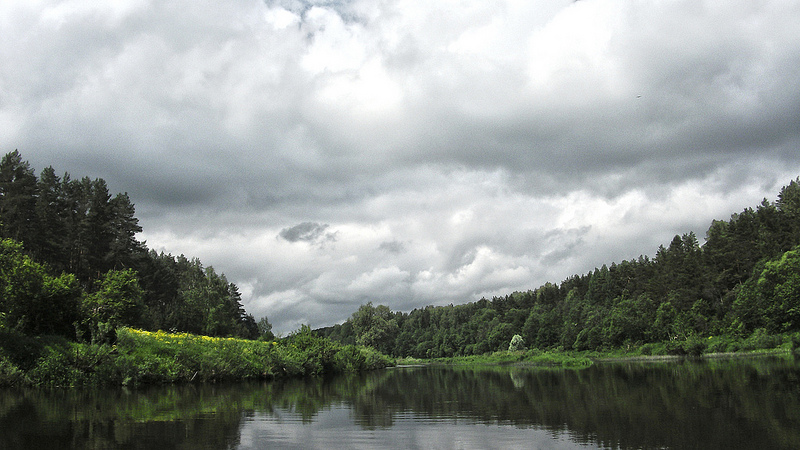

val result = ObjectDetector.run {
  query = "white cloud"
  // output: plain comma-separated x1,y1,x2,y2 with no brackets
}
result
347,266,411,297
3,0,800,333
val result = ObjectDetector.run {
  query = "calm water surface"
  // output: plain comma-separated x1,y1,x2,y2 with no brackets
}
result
1,355,799,449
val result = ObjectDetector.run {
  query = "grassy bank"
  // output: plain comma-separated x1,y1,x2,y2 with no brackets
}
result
0,328,394,387
397,349,594,368
395,332,800,368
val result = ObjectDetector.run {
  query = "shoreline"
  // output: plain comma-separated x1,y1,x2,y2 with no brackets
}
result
395,347,794,368
590,348,791,364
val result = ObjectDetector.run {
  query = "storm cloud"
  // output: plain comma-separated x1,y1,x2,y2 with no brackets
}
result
279,222,336,244
2,0,800,333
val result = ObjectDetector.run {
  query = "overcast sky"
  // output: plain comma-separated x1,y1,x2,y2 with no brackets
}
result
3,0,800,334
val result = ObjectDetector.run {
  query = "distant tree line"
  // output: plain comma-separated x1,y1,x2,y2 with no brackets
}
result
0,150,259,340
319,178,800,357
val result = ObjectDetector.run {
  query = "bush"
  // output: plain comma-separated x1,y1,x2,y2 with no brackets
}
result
705,335,742,353
638,343,656,355
740,328,782,351
333,345,366,372
661,337,707,357
359,346,395,370
508,334,526,352
683,337,707,357
790,332,800,352
0,355,27,386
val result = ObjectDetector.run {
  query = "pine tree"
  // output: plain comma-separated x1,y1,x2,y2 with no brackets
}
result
0,150,38,243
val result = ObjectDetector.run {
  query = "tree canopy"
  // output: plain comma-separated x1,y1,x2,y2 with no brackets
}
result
0,151,258,340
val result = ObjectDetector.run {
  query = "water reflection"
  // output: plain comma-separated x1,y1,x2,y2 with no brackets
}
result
1,356,798,449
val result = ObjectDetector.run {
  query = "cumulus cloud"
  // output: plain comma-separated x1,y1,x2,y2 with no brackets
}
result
2,0,800,333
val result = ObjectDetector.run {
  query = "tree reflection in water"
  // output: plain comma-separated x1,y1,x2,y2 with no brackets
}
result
1,355,798,449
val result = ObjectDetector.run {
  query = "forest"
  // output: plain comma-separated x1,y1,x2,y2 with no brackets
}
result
319,177,800,358
0,150,259,341
4,148,800,364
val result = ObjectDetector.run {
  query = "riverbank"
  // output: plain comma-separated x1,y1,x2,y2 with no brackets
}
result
395,339,798,368
0,327,394,387
396,350,594,368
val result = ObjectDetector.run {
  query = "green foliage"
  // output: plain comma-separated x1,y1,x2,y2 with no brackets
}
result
739,328,784,351
508,334,525,351
0,151,257,340
670,336,707,357
0,354,26,386
0,238,81,336
411,349,593,368
82,269,145,340
0,327,393,386
257,316,275,341
791,332,800,352
0,150,37,243
733,246,800,334
350,302,399,354
704,335,740,353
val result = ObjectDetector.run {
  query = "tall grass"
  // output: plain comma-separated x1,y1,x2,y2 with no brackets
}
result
0,328,394,387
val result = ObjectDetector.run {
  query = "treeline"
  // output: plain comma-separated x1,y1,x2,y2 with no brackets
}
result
0,150,258,340
320,178,800,357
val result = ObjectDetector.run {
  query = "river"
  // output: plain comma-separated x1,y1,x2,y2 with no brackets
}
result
1,355,798,449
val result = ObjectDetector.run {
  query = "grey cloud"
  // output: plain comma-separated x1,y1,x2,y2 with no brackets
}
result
279,222,336,243
378,240,406,254
264,0,366,27
265,0,346,14
541,226,591,266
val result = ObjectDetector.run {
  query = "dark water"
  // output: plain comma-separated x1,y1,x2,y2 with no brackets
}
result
1,356,799,449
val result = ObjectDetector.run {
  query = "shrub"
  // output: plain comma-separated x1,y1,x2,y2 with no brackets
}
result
790,332,800,352
683,337,707,357
508,334,526,352
0,355,27,386
740,328,782,351
638,343,655,355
